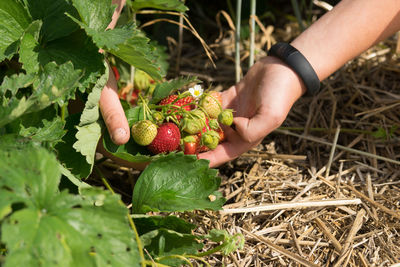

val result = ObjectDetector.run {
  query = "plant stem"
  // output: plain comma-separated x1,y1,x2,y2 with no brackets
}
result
61,103,67,122
249,0,256,68
290,0,305,31
235,0,242,83
96,167,146,267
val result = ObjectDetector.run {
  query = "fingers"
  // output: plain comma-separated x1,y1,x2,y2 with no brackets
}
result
99,70,130,145
220,85,238,109
198,126,261,168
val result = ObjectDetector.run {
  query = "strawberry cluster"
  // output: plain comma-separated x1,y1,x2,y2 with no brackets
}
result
130,88,233,155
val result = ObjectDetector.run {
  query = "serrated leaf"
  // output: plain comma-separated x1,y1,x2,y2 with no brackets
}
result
0,144,141,266
23,0,80,42
67,1,134,51
19,116,66,145
109,32,165,82
71,0,115,31
0,0,31,61
132,153,225,213
19,20,42,73
0,72,35,96
56,113,92,179
0,62,81,127
142,229,202,266
87,24,135,50
72,64,108,168
131,0,188,12
33,30,105,90
150,76,199,104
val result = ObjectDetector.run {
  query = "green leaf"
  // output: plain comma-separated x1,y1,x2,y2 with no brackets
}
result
0,0,31,61
125,105,145,127
151,76,199,104
0,62,81,127
109,31,165,82
19,116,65,145
133,214,202,266
23,0,80,42
0,72,35,96
204,229,245,255
72,64,108,169
142,229,202,266
34,30,105,90
68,0,164,81
56,113,92,179
55,113,92,179
71,0,115,31
19,20,42,73
133,214,196,236
132,153,225,213
131,0,189,12
0,144,141,266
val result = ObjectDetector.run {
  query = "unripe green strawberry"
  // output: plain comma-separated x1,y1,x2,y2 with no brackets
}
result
134,69,151,91
208,119,220,130
180,110,206,134
200,91,222,119
131,120,157,146
218,109,233,126
201,130,220,150
152,111,164,125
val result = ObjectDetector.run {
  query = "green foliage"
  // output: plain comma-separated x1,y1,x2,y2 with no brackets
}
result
0,0,30,61
130,0,189,12
132,153,225,213
0,0,235,265
0,142,141,266
0,62,81,127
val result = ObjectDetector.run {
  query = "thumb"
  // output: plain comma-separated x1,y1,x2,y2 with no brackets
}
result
99,72,130,145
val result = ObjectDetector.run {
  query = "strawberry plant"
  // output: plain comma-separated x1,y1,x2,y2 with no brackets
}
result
0,0,243,266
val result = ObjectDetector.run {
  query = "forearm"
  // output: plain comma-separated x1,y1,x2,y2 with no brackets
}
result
291,0,400,81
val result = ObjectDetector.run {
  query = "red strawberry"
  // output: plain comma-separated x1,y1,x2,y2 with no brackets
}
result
119,84,139,105
111,66,120,81
182,135,200,155
217,128,225,142
159,95,194,120
148,123,181,154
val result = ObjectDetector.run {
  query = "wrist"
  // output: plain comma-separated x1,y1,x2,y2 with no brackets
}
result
268,42,320,95
259,56,307,97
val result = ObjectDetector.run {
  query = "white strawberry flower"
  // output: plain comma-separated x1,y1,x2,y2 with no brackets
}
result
188,84,203,98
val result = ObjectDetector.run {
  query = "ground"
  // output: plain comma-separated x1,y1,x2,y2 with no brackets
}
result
94,5,400,266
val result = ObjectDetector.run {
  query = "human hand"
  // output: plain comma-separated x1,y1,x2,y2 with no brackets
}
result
198,56,307,167
99,66,130,145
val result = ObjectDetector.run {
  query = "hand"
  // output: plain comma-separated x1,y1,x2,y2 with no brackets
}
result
198,56,306,167
99,66,130,145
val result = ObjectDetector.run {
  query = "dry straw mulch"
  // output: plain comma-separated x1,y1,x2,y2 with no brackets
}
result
98,11,400,266
175,27,400,267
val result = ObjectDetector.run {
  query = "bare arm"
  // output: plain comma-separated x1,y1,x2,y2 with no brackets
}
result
292,0,400,81
200,0,400,167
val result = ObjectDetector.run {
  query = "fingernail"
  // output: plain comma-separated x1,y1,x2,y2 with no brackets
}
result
112,128,127,143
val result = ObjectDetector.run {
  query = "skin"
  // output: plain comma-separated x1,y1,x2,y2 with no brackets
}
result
99,0,400,167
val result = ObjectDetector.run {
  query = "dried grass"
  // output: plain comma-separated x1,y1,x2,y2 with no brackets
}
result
97,15,400,267
171,19,400,267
